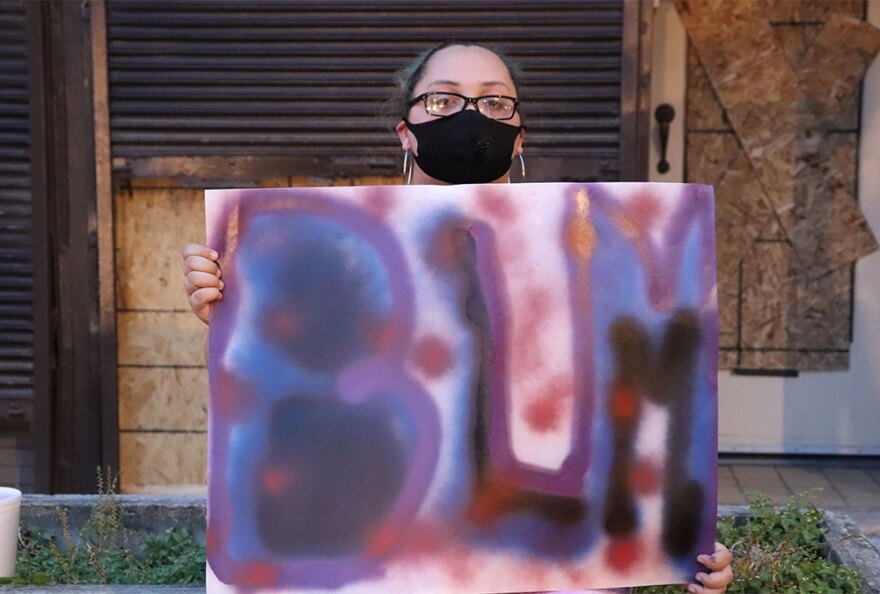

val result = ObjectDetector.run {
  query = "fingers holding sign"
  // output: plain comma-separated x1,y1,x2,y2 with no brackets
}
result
181,243,223,325
689,542,734,593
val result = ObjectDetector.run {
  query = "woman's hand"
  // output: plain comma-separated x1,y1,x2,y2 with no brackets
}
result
688,542,733,593
181,243,223,325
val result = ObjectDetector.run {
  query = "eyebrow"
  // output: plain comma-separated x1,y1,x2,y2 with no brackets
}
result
426,79,513,91
426,79,460,87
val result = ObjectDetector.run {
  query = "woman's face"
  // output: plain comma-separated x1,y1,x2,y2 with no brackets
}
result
396,45,525,185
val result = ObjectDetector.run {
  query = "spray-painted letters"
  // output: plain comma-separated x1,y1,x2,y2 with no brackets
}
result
205,182,718,593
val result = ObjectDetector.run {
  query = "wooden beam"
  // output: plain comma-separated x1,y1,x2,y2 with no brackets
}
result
91,0,119,484
619,0,654,181
26,0,117,494
25,0,53,496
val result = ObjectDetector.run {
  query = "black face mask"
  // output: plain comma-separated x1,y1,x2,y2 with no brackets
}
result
404,110,522,184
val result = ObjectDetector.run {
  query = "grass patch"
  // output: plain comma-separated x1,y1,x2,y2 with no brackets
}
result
635,491,864,593
1,478,866,590
0,469,205,586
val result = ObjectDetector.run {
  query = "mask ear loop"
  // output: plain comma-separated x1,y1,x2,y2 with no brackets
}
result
402,150,414,185
507,154,525,184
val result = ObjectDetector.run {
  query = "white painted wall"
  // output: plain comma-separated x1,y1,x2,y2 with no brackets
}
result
649,0,880,454
648,1,687,183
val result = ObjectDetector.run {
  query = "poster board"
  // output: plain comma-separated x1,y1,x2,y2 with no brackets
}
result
205,182,718,593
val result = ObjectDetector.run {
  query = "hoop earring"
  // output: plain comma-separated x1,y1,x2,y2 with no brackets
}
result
402,150,414,185
519,154,526,179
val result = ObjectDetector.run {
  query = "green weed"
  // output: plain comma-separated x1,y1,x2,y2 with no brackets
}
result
1,478,865,590
0,467,206,586
635,491,864,593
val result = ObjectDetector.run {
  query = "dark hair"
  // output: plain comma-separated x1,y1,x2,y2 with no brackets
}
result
390,41,524,120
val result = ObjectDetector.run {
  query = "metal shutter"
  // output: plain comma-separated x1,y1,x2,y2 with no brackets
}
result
105,0,625,180
0,0,33,429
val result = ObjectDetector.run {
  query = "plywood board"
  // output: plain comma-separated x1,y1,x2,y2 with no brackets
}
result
117,311,207,366
740,244,795,350
685,132,740,187
677,0,880,277
678,0,879,371
764,0,863,22
120,432,207,486
798,14,880,119
772,24,822,66
685,48,729,131
115,188,205,311
119,367,208,431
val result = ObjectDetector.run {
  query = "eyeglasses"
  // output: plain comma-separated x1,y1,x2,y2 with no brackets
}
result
409,92,519,121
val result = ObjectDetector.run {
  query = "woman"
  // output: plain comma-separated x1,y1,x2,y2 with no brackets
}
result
182,42,733,594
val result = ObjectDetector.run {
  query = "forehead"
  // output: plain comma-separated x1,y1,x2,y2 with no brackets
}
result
416,45,515,91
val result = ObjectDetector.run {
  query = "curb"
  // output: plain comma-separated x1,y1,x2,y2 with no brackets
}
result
7,501,877,593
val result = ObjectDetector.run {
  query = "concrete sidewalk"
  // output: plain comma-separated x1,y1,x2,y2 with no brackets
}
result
720,456,880,550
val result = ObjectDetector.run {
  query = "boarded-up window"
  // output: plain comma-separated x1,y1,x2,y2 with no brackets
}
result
105,0,632,182
0,0,33,422
0,0,35,491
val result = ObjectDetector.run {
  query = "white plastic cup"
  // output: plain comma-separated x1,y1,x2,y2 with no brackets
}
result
0,487,21,577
